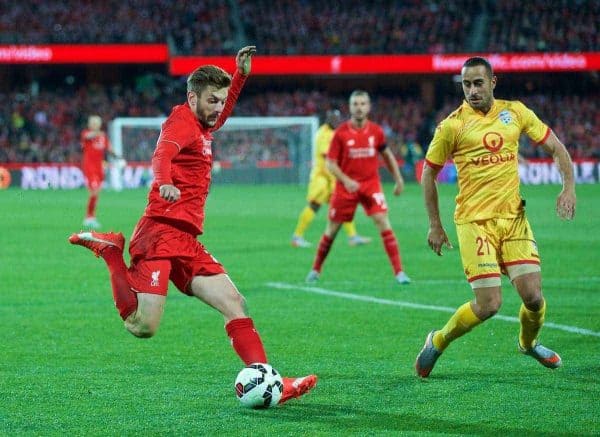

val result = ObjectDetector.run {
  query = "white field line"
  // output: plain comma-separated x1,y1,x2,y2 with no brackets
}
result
266,282,600,338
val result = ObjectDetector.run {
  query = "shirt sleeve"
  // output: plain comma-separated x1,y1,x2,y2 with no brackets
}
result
515,101,551,145
425,119,455,169
152,142,179,186
376,124,387,152
327,131,342,162
156,114,192,151
212,70,247,131
104,133,113,153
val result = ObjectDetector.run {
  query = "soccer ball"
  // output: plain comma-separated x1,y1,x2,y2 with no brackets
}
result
234,363,283,408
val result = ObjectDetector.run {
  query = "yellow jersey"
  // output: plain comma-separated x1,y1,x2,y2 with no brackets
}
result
311,123,335,180
426,99,550,224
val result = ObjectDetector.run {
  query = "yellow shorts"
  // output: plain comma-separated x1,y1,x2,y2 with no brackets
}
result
306,173,335,205
456,214,541,289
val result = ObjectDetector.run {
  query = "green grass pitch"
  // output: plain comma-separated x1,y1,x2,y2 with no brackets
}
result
1,182,598,435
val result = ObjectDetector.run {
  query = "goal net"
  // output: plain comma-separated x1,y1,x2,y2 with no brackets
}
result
108,116,319,189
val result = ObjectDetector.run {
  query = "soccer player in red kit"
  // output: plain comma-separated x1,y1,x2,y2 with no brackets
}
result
306,90,411,284
68,46,317,404
80,115,120,229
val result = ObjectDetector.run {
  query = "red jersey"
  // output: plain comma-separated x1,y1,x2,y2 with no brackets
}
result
81,129,111,172
144,70,247,235
327,120,386,182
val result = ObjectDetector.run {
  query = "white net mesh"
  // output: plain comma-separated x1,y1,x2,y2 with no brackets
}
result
109,116,319,188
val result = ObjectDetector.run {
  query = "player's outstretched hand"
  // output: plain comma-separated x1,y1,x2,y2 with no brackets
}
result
556,189,576,220
159,184,181,202
236,46,256,75
427,225,453,256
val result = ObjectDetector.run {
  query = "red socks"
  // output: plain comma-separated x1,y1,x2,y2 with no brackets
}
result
101,247,137,320
225,318,268,364
381,229,403,274
312,235,334,273
86,194,98,218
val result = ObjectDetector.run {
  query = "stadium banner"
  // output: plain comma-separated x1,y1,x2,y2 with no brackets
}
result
169,52,600,75
0,44,168,64
3,159,600,189
0,163,153,190
0,161,297,189
414,159,600,185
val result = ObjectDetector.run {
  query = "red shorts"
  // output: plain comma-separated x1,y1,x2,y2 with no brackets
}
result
329,178,388,222
84,168,104,190
127,216,226,296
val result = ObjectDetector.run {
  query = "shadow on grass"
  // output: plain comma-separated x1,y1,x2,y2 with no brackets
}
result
240,401,576,436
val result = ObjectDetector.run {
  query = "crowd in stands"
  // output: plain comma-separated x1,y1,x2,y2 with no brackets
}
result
1,77,598,167
237,0,476,55
1,0,598,54
486,0,600,53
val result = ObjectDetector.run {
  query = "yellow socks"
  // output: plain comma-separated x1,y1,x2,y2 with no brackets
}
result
342,221,357,237
293,206,315,237
433,302,482,351
519,299,546,349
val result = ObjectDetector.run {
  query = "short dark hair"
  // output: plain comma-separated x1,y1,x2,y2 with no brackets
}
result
187,65,232,95
462,57,493,78
349,89,370,102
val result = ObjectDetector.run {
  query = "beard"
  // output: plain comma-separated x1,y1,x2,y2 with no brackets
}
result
197,110,218,128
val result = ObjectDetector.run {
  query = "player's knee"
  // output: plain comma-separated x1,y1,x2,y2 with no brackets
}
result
309,201,321,212
522,294,544,312
125,319,158,338
476,297,502,320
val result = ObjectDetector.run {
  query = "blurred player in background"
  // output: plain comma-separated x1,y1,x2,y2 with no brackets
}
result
80,115,121,229
306,90,411,285
416,57,576,377
291,109,372,248
69,46,317,404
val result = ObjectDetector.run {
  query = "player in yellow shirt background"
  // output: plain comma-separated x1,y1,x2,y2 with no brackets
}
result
416,57,576,377
291,109,371,248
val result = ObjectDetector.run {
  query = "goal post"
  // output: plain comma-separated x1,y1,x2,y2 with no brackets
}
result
108,116,320,188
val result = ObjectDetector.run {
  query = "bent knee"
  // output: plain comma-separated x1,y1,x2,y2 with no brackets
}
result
125,320,159,338
522,295,544,311
475,300,502,320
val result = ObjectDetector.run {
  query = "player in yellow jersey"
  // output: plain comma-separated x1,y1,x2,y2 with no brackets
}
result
291,109,371,247
415,57,576,377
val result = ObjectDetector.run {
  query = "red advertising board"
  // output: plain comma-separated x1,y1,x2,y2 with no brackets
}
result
0,44,168,64
1,45,598,73
170,52,600,75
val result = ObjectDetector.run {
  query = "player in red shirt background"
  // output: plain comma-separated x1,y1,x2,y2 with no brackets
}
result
306,90,411,284
69,46,317,405
80,115,121,229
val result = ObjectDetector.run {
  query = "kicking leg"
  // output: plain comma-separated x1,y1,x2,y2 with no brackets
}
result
189,273,317,403
124,293,166,338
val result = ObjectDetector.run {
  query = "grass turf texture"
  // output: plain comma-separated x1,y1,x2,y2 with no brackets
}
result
1,183,598,435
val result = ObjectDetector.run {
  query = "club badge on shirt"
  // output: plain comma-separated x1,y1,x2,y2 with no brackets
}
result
499,110,513,125
202,137,212,156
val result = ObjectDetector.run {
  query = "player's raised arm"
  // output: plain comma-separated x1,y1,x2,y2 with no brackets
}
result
539,131,576,220
421,163,452,256
212,46,256,132
236,45,256,75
